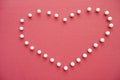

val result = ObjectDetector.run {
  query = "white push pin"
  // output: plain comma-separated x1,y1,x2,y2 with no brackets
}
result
47,11,52,16
37,9,41,14
104,10,110,15
93,43,99,48
100,38,105,43
96,8,100,13
63,66,68,71
50,58,55,63
43,53,48,58
87,7,92,12
54,13,59,18
20,18,24,23
19,26,24,31
105,31,110,36
37,50,42,55
24,41,29,46
19,34,24,39
87,48,92,53
76,57,81,63
63,18,67,22
70,13,75,18
30,46,35,50
70,62,75,67
107,16,112,21
56,62,61,67
77,9,81,15
108,23,114,28
28,13,32,18
82,53,87,58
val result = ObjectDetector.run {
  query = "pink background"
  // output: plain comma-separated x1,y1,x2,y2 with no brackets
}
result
0,0,120,80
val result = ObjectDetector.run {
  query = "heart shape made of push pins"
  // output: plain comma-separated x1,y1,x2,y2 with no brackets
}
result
19,7,114,71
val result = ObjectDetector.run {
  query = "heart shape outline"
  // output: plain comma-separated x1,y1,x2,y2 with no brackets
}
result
19,7,114,71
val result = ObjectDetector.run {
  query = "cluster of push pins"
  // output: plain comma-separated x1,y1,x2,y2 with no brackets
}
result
19,7,114,71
